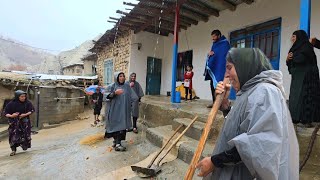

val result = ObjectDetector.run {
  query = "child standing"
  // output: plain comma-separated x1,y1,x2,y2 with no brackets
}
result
184,65,194,101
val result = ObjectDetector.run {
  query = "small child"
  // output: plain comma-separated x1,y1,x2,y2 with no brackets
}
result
184,65,194,101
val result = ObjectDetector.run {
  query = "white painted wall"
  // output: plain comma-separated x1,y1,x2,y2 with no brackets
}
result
129,31,165,93
128,0,320,100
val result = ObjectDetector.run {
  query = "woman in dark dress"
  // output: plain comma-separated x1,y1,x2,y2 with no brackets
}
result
287,30,320,125
4,90,35,156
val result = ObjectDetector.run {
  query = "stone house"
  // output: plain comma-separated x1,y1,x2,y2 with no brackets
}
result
82,53,98,76
62,63,84,76
90,0,319,100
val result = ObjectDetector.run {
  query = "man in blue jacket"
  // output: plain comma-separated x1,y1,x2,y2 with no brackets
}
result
205,30,231,108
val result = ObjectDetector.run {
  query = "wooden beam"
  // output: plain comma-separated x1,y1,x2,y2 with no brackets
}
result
135,4,201,24
124,9,189,30
215,0,236,11
120,5,197,26
107,20,118,24
185,0,220,16
179,8,209,22
243,0,254,4
123,2,137,7
128,7,192,27
138,1,209,21
134,0,188,33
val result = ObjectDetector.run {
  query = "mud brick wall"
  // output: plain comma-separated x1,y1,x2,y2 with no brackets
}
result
96,31,131,84
38,87,84,126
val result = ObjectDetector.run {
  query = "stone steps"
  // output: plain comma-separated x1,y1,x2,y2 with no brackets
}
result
172,118,215,141
146,125,215,164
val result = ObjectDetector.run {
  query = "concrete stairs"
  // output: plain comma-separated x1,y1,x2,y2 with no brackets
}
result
145,118,217,165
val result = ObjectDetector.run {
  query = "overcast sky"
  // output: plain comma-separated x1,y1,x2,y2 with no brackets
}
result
0,0,137,52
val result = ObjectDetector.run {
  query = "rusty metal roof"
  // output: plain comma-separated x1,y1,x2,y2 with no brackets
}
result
90,0,254,53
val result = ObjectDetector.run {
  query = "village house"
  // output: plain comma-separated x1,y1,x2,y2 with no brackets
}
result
82,53,98,76
62,63,84,76
89,0,319,100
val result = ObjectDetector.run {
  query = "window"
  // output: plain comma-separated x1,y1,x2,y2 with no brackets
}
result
76,69,81,74
177,50,193,81
230,18,281,70
104,59,113,85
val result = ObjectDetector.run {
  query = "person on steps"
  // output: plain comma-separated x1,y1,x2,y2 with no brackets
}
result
184,65,194,101
204,30,230,108
287,30,320,126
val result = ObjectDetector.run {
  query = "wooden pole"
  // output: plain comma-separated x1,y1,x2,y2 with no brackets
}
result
184,80,227,180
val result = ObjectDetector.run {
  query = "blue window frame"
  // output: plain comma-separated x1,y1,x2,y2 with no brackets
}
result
230,18,282,70
104,59,113,85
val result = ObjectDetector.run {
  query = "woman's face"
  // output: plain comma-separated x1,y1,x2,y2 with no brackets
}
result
225,61,240,92
187,66,191,71
118,74,125,83
291,34,297,44
19,94,26,102
130,74,136,81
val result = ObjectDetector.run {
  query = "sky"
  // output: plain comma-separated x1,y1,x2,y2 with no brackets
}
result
0,0,137,53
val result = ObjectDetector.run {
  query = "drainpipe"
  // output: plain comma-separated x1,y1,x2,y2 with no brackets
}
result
300,0,311,37
170,3,180,103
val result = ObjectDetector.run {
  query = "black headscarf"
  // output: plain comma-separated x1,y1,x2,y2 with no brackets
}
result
289,30,312,53
288,30,317,65
4,90,34,116
227,48,273,89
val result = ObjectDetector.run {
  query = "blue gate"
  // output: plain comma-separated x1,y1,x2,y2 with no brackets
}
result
146,57,162,95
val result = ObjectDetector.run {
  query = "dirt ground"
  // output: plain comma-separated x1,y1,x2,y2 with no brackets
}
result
0,109,201,180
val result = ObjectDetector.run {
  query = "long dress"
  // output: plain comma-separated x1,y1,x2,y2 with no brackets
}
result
4,99,35,151
287,30,320,124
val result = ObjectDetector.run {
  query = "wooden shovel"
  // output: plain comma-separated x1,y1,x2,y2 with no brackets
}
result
184,80,228,180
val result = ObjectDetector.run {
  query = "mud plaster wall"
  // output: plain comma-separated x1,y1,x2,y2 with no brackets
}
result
96,31,131,85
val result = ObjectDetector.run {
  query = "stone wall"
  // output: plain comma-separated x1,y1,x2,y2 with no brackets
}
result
0,85,84,127
38,86,85,125
96,31,132,85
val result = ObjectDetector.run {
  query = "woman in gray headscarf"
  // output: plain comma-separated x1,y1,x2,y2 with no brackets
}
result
196,48,299,180
127,72,144,133
104,72,138,151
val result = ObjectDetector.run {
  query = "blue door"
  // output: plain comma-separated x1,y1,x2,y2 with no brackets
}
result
146,57,162,95
104,60,113,85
